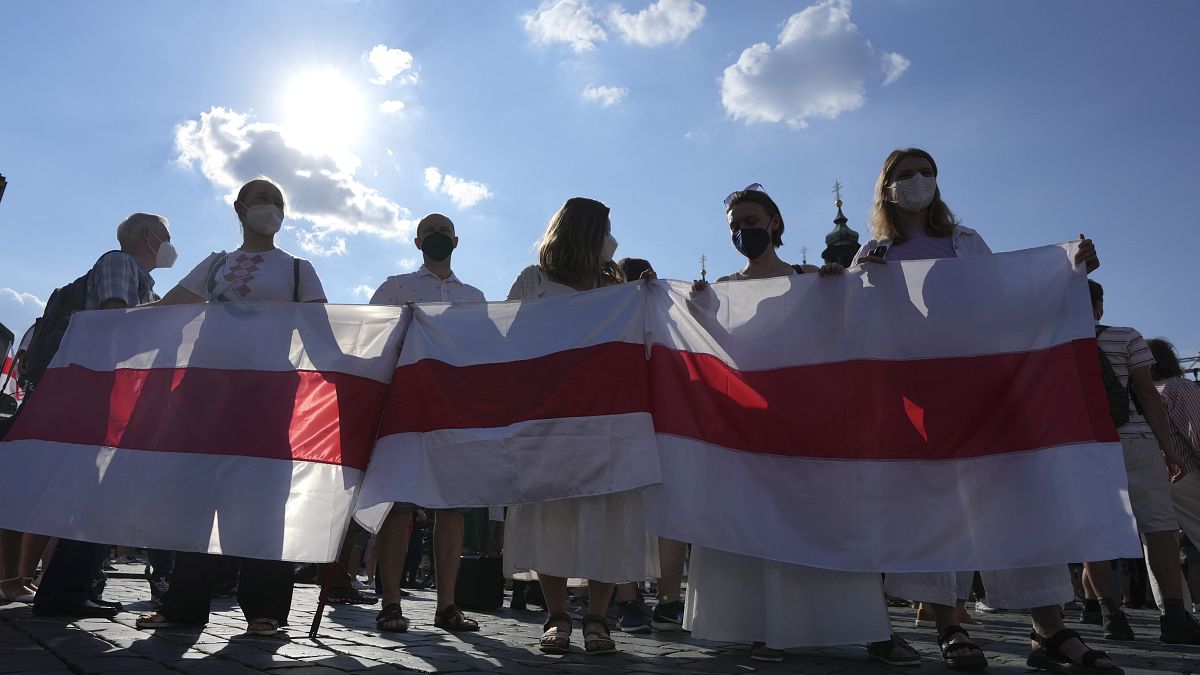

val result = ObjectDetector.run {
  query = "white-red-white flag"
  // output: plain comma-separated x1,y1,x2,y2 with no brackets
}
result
0,302,405,562
642,243,1140,571
355,285,661,529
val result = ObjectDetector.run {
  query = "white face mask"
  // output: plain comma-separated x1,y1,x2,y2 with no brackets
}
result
600,233,618,263
889,174,937,213
149,232,177,269
242,204,284,235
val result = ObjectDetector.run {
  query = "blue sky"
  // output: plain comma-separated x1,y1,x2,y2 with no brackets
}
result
2,0,1197,363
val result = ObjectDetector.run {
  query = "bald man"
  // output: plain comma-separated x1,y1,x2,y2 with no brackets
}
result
368,214,485,634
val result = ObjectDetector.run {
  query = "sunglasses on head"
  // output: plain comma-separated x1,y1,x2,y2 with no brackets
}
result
723,183,767,206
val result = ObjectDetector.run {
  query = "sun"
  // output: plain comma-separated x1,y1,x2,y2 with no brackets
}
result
280,68,365,157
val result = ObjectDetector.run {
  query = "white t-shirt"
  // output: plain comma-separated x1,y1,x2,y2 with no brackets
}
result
180,248,326,303
370,266,485,305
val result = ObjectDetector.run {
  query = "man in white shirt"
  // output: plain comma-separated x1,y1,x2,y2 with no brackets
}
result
369,213,485,634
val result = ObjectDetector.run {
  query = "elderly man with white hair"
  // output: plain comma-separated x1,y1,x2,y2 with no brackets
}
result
28,211,176,618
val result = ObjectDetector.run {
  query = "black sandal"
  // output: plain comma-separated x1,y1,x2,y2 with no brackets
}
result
375,603,408,633
540,612,572,654
581,614,616,655
434,603,480,632
1028,629,1123,675
938,625,988,670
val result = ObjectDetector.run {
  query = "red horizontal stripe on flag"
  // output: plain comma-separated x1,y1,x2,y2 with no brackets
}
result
650,338,1119,459
7,365,387,470
380,341,650,434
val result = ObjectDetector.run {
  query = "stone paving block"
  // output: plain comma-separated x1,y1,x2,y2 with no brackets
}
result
161,658,268,675
66,655,175,673
0,653,69,674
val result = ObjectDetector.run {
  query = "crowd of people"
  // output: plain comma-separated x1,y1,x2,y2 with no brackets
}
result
2,147,1199,674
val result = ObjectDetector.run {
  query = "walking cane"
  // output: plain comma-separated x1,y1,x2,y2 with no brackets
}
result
308,562,338,638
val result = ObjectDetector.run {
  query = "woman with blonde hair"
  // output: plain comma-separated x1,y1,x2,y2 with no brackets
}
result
858,148,1121,673
504,197,640,656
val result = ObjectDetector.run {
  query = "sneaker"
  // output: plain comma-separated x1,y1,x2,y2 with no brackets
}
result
1193,602,1200,616
1103,609,1135,641
974,599,1002,613
1160,611,1200,645
750,641,784,662
651,599,684,631
1079,604,1102,626
617,601,651,633
148,575,170,601
328,586,379,606
565,597,587,621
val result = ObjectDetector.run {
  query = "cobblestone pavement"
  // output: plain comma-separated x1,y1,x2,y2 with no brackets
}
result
2,574,1198,674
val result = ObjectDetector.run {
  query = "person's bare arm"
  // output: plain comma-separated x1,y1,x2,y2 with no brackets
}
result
153,285,205,306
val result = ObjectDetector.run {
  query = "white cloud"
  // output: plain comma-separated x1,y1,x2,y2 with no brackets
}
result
523,0,607,52
1,288,45,311
424,167,443,192
608,0,705,46
397,257,420,272
581,83,628,107
352,284,375,300
882,51,910,86
423,166,494,209
720,0,908,129
367,44,418,85
378,100,406,114
175,106,416,256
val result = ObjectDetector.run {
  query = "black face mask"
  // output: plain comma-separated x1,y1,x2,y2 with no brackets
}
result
420,232,455,262
732,227,771,260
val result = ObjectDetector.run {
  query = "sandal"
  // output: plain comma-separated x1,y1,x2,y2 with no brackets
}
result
135,613,190,630
246,618,281,636
582,614,616,655
376,603,409,633
434,604,480,632
866,634,921,666
938,625,988,670
539,612,572,654
1028,629,1123,675
0,578,36,604
750,641,784,662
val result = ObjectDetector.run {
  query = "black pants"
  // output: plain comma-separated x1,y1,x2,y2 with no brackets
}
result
159,551,293,625
33,539,109,609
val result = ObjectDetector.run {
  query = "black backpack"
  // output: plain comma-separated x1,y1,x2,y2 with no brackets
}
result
19,251,121,391
1096,325,1144,428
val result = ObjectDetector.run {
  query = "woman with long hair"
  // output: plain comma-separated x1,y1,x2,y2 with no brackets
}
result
859,148,1122,673
504,197,640,656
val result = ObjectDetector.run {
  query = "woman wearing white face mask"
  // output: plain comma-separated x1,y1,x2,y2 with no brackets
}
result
138,177,326,637
856,149,1120,674
504,197,643,657
156,177,325,306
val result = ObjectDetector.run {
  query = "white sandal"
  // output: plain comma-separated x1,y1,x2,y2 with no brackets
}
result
0,578,36,603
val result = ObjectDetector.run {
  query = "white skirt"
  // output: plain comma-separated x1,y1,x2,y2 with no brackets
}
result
504,488,647,583
684,546,891,648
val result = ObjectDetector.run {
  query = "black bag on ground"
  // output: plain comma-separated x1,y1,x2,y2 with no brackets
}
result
454,555,504,610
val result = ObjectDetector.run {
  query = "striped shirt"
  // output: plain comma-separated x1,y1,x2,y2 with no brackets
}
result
1155,377,1200,474
1096,325,1155,438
